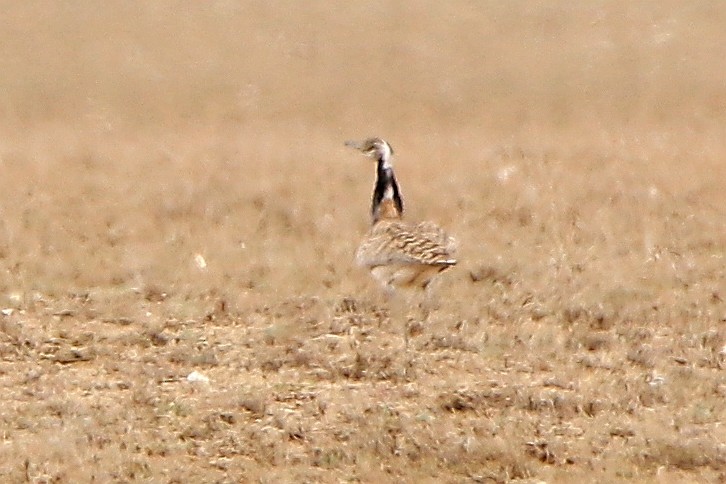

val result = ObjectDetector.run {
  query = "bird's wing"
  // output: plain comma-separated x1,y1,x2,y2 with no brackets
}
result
356,221,457,268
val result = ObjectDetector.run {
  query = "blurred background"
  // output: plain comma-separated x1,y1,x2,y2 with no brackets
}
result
2,1,724,142
0,1,723,303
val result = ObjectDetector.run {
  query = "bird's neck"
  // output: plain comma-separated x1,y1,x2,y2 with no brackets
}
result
371,156,403,223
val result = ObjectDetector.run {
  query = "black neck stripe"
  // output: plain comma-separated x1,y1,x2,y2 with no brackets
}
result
371,157,403,220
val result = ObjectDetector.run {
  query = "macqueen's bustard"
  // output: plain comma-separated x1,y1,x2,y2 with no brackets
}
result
345,138,457,295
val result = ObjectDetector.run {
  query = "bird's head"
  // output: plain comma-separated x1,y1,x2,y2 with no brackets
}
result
345,137,394,165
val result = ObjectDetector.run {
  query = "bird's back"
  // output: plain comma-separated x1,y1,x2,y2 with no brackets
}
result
356,219,457,290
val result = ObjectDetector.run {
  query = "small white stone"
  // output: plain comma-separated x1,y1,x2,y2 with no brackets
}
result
496,164,517,183
194,254,207,270
187,371,210,384
1,308,13,316
647,372,666,387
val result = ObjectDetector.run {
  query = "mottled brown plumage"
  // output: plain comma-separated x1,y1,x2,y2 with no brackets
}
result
356,219,457,290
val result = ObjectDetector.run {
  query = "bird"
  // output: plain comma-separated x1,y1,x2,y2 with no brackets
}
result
345,137,457,294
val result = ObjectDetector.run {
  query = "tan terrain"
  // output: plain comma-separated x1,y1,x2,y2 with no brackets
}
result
0,2,724,482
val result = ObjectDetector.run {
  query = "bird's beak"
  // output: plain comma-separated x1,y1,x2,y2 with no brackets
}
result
344,140,362,150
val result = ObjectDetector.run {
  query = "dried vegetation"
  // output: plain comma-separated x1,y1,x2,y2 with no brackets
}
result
0,2,724,482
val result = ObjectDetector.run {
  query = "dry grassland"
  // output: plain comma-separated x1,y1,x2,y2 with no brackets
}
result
0,2,724,482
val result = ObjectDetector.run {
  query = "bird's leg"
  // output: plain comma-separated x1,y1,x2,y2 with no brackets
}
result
403,292,426,349
387,290,410,350
416,283,439,330
384,289,423,350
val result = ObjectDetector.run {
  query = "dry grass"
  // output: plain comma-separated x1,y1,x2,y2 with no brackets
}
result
0,2,725,482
